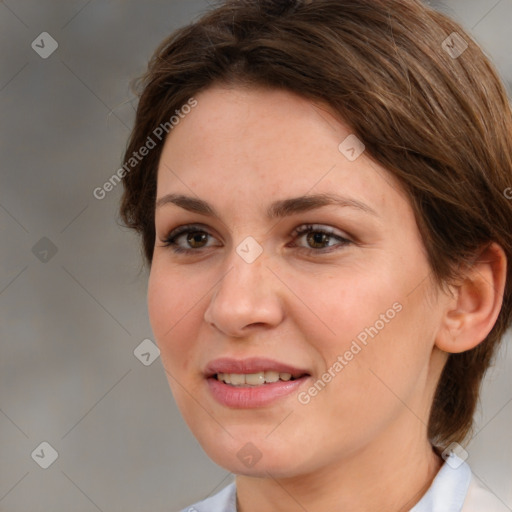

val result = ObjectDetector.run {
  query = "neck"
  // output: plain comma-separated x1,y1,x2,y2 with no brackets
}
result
235,428,443,512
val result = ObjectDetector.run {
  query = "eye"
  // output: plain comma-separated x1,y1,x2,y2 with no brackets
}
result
159,223,353,255
160,224,219,254
289,224,352,254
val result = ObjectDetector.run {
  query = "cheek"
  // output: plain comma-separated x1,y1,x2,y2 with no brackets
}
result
147,265,206,424
147,265,198,370
147,266,171,342
293,258,434,402
289,265,400,351
148,262,204,336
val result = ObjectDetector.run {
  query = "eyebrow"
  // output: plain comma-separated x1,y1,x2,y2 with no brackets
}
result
155,192,378,219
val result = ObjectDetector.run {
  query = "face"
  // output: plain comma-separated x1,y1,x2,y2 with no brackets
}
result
148,85,448,478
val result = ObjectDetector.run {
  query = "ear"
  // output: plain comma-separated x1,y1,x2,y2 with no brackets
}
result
435,242,507,353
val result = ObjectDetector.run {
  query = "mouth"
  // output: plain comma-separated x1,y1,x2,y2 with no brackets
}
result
214,371,304,386
204,357,311,408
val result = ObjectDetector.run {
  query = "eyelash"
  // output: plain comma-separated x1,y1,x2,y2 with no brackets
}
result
160,223,353,255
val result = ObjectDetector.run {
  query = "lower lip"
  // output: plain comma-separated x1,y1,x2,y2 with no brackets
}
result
207,376,309,408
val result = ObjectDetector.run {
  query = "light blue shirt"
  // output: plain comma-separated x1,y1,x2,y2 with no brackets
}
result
180,453,510,511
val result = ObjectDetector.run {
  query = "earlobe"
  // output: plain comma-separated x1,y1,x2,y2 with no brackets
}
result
435,242,507,354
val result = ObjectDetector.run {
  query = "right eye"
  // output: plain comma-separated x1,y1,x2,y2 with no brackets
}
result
161,224,220,254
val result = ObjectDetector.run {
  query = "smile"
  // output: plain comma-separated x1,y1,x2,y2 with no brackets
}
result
215,371,295,386
204,358,311,408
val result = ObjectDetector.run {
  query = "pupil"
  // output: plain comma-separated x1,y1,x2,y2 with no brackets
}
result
308,232,327,248
188,232,207,247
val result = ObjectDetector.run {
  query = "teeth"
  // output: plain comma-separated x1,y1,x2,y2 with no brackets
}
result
230,373,246,386
216,371,297,386
264,371,280,383
245,372,265,385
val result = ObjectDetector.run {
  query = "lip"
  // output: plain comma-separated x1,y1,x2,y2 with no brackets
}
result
204,357,311,409
204,357,310,378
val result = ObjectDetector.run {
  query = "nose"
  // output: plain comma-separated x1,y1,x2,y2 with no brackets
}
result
203,250,285,338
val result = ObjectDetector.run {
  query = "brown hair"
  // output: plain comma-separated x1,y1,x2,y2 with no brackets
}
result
119,0,512,451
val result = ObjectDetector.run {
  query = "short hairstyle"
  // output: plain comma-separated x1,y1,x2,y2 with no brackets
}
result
119,0,512,451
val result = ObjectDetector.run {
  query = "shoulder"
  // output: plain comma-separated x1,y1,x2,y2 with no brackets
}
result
461,473,510,512
178,482,237,512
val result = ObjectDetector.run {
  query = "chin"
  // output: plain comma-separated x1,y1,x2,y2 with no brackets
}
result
197,429,311,478
213,452,306,479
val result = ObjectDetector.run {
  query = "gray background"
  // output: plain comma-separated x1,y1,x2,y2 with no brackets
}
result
0,1,511,510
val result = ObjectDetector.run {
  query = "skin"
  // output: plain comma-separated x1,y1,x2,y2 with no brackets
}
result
147,85,507,511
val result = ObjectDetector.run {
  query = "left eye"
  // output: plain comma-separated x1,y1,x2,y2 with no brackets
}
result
160,223,352,254
289,224,352,253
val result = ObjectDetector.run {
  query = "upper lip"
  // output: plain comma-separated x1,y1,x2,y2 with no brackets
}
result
204,357,310,378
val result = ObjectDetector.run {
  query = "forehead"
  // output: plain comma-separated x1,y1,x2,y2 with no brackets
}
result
156,85,409,220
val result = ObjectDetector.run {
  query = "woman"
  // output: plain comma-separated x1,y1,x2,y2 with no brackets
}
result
119,0,512,510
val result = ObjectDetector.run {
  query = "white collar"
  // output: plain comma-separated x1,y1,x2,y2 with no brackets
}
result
410,452,471,512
